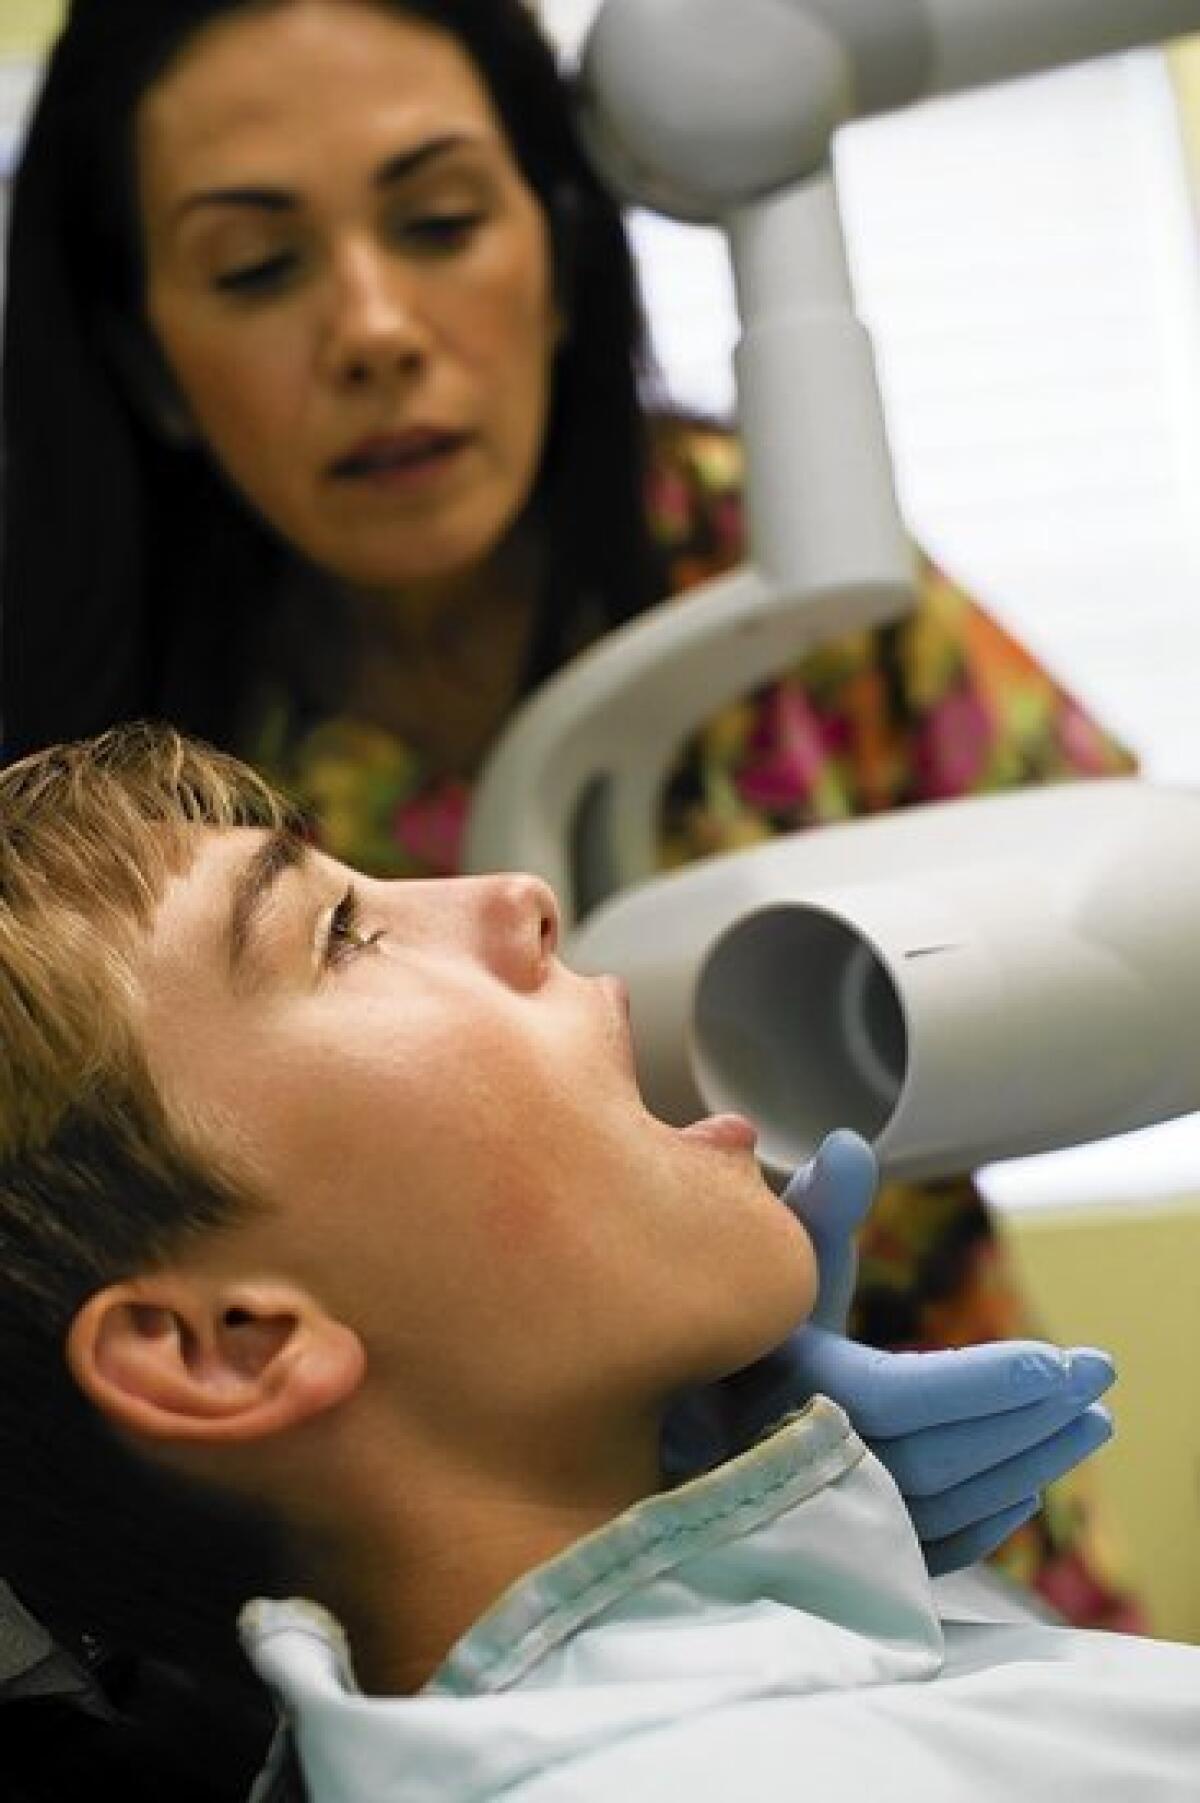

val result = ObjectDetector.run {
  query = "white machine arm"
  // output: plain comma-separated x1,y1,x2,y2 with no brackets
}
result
575,0,1200,613
467,0,1200,1178
468,0,1200,919
575,0,1200,220
566,779,1200,1183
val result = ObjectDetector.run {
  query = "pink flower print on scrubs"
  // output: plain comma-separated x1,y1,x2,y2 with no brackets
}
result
393,779,471,877
914,688,991,800
1057,699,1121,776
736,686,830,812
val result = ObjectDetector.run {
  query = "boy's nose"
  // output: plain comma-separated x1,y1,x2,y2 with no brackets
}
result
475,873,560,989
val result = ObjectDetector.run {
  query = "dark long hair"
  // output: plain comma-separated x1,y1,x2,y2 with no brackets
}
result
1,0,660,758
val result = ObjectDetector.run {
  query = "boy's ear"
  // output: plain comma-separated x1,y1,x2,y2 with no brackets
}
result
66,1272,366,1447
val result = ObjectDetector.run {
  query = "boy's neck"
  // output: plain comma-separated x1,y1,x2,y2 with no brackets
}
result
295,1410,665,1697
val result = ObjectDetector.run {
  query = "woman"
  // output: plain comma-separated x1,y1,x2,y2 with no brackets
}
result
1,0,1138,1634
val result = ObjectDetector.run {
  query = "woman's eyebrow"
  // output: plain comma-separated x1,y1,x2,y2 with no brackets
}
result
173,134,478,222
373,133,479,188
226,828,309,987
174,184,296,221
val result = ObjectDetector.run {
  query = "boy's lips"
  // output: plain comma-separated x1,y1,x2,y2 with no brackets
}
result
677,1112,759,1152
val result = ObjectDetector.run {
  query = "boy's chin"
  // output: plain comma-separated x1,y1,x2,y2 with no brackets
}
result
704,1263,820,1388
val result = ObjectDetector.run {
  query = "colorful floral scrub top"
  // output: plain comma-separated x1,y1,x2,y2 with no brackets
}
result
250,417,1143,1633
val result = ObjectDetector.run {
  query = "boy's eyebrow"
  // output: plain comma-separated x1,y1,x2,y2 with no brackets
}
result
173,134,474,222
227,829,309,984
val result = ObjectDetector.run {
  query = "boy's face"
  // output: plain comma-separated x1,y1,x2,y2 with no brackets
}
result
131,831,817,1448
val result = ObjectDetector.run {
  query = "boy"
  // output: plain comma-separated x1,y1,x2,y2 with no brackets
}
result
1,725,1189,1799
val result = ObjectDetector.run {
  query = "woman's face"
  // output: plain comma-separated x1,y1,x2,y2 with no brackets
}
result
136,0,562,603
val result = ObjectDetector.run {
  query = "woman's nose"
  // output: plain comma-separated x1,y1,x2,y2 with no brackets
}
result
324,243,430,387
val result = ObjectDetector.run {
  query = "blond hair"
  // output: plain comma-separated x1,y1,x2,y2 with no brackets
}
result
0,723,300,1675
1,720,292,1150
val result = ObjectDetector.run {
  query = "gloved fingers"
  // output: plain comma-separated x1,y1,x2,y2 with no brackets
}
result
921,1497,1041,1578
903,1404,1114,1545
780,1131,877,1332
872,1354,1116,1497
709,1329,819,1454
805,1336,1114,1439
660,1387,728,1479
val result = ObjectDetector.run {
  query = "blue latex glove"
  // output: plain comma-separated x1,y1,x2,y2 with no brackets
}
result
663,1131,1115,1576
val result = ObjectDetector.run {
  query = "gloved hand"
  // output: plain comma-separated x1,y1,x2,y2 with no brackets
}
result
663,1131,1115,1577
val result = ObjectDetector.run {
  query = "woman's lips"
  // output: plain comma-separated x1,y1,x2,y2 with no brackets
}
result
329,431,472,487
